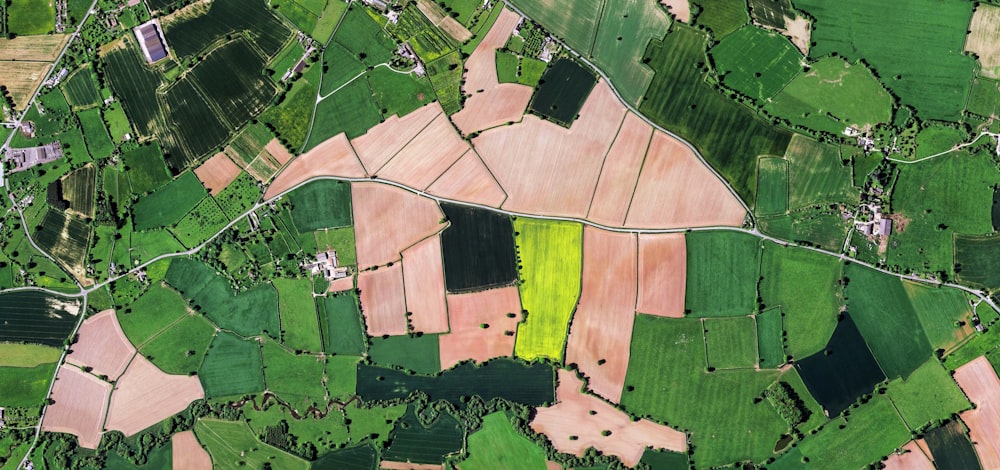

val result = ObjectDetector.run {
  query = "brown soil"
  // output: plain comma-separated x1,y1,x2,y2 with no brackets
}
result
194,151,242,195
171,430,212,470
42,365,112,449
438,287,522,369
636,233,687,317
426,150,508,207
402,235,449,334
954,356,1000,469
264,133,365,199
105,355,205,436
65,309,136,381
588,112,653,226
351,182,445,269
358,263,408,337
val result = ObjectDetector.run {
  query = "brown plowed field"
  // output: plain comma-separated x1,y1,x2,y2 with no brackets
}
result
546,462,562,470
565,227,637,402
660,0,691,22
587,112,653,226
636,233,687,317
426,150,507,207
381,461,443,470
327,275,355,293
351,103,441,174
65,309,136,380
884,440,933,470
172,430,212,470
265,133,365,199
531,370,687,466
624,132,746,228
106,355,205,436
0,35,69,61
452,8,533,135
415,0,471,42
352,182,445,269
194,151,242,195
402,235,450,334
376,112,470,190
265,138,294,166
0,61,51,109
358,263,409,336
954,355,1000,469
438,287,522,369
476,80,625,218
42,365,112,449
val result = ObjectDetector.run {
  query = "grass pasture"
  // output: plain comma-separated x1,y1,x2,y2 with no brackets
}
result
194,418,309,470
287,179,352,231
755,157,788,215
0,343,61,367
886,358,970,431
0,363,57,407
506,0,603,54
6,0,55,35
260,339,329,406
140,314,216,375
685,231,760,317
61,164,96,218
78,108,115,159
198,332,265,398
462,412,547,470
165,257,280,337
367,64,435,117
690,0,749,38
590,0,670,105
369,335,441,374
307,78,382,147
903,282,974,353
967,77,1000,118
914,125,968,159
756,308,784,368
496,50,518,83
703,316,758,369
513,218,583,362
132,172,207,230
319,293,366,355
792,396,910,470
169,197,229,248
955,233,1000,290
426,51,464,114
273,277,323,352
264,61,319,152
710,25,802,101
783,134,857,208
61,65,101,109
117,284,189,347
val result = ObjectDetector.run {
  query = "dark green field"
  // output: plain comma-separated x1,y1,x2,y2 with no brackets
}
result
783,135,857,209
690,0,749,38
34,209,91,278
440,203,518,292
61,164,96,218
199,332,266,398
685,231,761,317
382,407,464,464
312,445,377,470
319,293,366,355
924,421,981,470
189,38,277,128
273,277,323,352
162,0,292,60
710,25,802,101
159,79,232,168
165,257,280,337
369,335,441,374
640,24,792,202
132,172,207,231
103,45,164,138
529,59,597,125
61,66,102,109
955,233,1000,290
287,180,353,231
755,157,788,215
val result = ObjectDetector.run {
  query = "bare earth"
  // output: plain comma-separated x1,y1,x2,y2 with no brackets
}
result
415,0,472,42
452,8,533,135
625,132,747,228
402,235,450,334
264,133,365,199
0,61,51,110
358,263,409,337
783,15,811,55
381,461,443,470
531,370,687,466
476,80,625,218
426,150,508,207
351,182,445,269
546,462,562,470
966,4,1000,79
194,151,242,195
438,287,522,369
0,35,69,61
587,112,653,226
65,309,136,381
954,355,1000,469
565,227,637,402
351,103,441,174
376,112,471,190
42,365,112,449
884,440,933,470
327,275,355,293
171,430,212,470
659,0,690,22
265,138,294,166
636,233,687,317
106,355,205,436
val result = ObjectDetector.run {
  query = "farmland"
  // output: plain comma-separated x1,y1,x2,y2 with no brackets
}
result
704,317,758,369
440,203,518,292
274,278,323,352
165,257,279,337
131,171,206,230
789,396,910,469
0,291,80,347
6,0,54,35
528,59,597,125
369,335,441,374
710,25,801,101
463,412,547,469
198,332,265,398
61,66,101,109
139,314,216,375
886,358,970,430
506,0,603,54
162,0,291,60
194,419,309,469
756,157,788,215
0,363,56,407
925,421,981,470
260,339,329,405
513,218,583,361
287,179,352,231
955,234,1000,290
756,309,784,368
685,231,760,317
783,135,857,208
589,0,670,105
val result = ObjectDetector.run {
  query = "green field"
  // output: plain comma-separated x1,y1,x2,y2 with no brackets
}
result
783,134,857,208
760,243,843,358
117,284,190,347
132,172,207,230
6,0,55,35
382,407,464,464
307,78,382,148
704,317,758,369
0,364,56,407
797,0,975,121
170,196,229,248
756,157,788,215
967,77,1000,118
690,0,749,38
264,62,320,152
369,335,441,374
194,418,310,470
62,66,102,109
462,412,547,470
685,231,760,317
956,233,1000,290
914,124,968,159
426,51,464,114
622,315,785,467
367,65,435,117
886,358,970,430
496,50,519,83
198,332,265,398
129,229,185,265
765,57,894,135
165,258,280,337
710,25,802,101
287,180,353,231
139,314,216,375
513,218,583,362
122,143,172,194
261,339,329,406
0,343,61,367
518,57,547,87
903,281,974,353
784,396,910,469
274,278,323,352
640,24,791,202
507,0,603,54
590,0,670,105
756,308,784,368
319,293,366,355
78,108,115,159
388,6,457,63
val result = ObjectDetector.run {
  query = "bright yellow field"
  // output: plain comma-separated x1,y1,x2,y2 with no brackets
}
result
0,343,62,367
513,218,583,361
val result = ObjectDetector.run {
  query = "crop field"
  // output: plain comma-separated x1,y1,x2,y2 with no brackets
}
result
0,60,50,110
273,278,323,352
260,340,328,405
890,151,999,278
507,0,603,53
0,343,61,367
440,204,518,292
162,0,292,60
796,0,974,121
513,218,583,362
42,365,112,449
710,25,801,101
160,79,232,168
367,63,436,118
903,281,974,353
34,209,90,279
61,164,96,218
0,34,67,61
967,78,1000,117
690,0,748,38
382,408,464,464
139,314,216,375
312,445,377,469
640,24,791,202
685,231,760,317
132,171,206,230
170,196,229,247
423,51,463,114
287,179,352,231
496,50,518,83
195,419,309,469
0,363,56,407
794,315,886,417
756,157,788,215
103,45,164,137
318,293,366,354
887,358,970,430
6,0,54,35
369,335,441,374
529,59,597,125
198,332,265,398
926,420,981,469
955,234,1000,290
78,108,115,159
747,0,794,29
166,257,280,337
117,284,189,346
622,315,785,467
590,0,670,105
61,65,101,108
704,317,758,369
189,38,276,128
783,135,856,208
356,359,555,406
464,412,547,469
756,308,784,368
846,264,932,379
789,396,910,470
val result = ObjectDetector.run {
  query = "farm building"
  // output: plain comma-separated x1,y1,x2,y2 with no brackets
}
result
133,20,170,64
303,249,349,280
5,142,63,172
